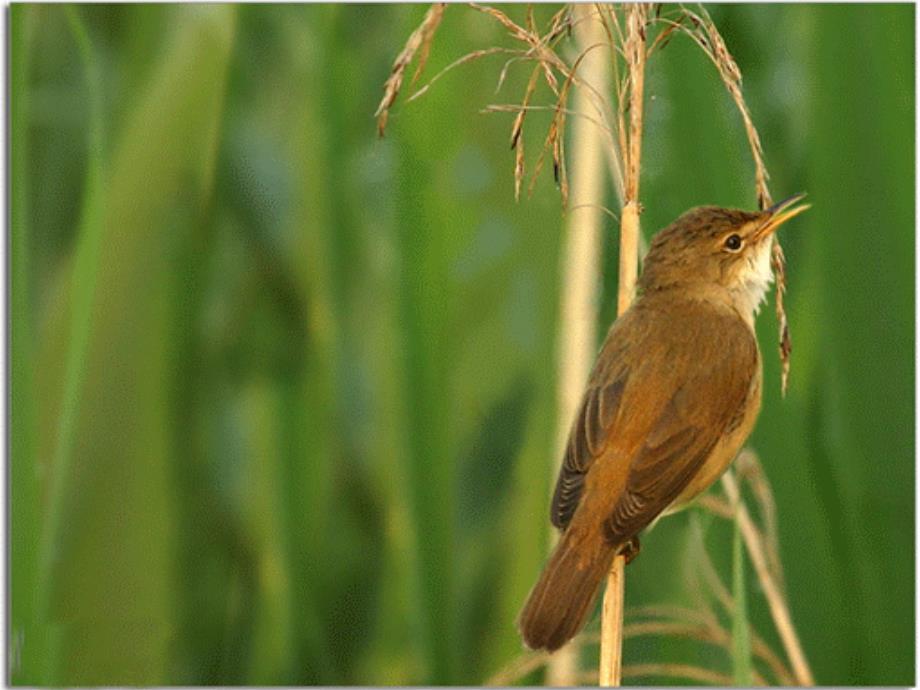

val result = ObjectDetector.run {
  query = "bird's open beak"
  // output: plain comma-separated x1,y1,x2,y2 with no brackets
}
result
754,192,811,241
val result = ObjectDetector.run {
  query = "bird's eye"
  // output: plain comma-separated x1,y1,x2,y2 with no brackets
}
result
724,234,743,252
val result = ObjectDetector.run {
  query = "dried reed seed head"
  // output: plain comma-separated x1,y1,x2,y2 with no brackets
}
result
509,64,542,150
514,137,524,201
374,3,446,137
510,111,525,149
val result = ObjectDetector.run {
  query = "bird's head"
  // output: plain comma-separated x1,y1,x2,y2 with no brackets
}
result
638,194,810,317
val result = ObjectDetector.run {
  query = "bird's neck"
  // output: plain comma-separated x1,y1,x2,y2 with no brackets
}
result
641,283,762,332
728,283,771,329
639,242,775,330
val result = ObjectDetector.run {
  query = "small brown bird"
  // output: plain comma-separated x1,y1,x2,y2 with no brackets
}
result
519,194,810,652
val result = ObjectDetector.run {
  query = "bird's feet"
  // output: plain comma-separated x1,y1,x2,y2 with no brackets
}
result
620,536,641,565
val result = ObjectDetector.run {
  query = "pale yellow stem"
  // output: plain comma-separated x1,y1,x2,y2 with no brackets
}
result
616,201,639,315
598,557,625,685
599,4,648,687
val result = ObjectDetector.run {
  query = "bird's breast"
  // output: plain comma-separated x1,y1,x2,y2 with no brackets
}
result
666,355,763,514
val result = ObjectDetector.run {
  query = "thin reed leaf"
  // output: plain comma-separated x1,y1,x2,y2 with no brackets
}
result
36,9,107,681
731,499,754,685
10,5,42,683
689,516,796,686
268,12,342,678
736,450,787,592
723,473,814,685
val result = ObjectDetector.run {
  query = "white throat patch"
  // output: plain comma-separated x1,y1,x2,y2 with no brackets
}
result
734,238,774,318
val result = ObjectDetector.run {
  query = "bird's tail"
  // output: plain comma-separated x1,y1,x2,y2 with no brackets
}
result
518,528,616,652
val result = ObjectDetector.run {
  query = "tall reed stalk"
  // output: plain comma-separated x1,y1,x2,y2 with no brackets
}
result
598,5,648,685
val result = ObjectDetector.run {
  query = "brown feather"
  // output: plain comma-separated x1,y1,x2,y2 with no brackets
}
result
518,525,615,652
530,292,759,651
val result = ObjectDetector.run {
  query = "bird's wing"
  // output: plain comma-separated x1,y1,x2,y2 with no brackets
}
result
550,300,757,535
550,312,636,529
550,372,628,528
604,308,758,542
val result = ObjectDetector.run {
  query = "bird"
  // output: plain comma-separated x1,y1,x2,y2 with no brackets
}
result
518,194,810,652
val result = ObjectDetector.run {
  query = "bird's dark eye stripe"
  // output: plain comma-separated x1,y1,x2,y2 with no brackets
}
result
724,234,742,251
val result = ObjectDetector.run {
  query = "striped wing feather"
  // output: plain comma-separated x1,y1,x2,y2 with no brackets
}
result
550,297,757,543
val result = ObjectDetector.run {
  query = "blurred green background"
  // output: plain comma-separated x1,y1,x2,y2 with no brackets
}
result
10,3,914,685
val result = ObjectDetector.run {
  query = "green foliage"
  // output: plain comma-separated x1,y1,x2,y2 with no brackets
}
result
11,4,913,685
731,513,753,686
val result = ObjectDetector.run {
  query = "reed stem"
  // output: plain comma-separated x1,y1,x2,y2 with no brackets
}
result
598,556,625,685
599,4,647,687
